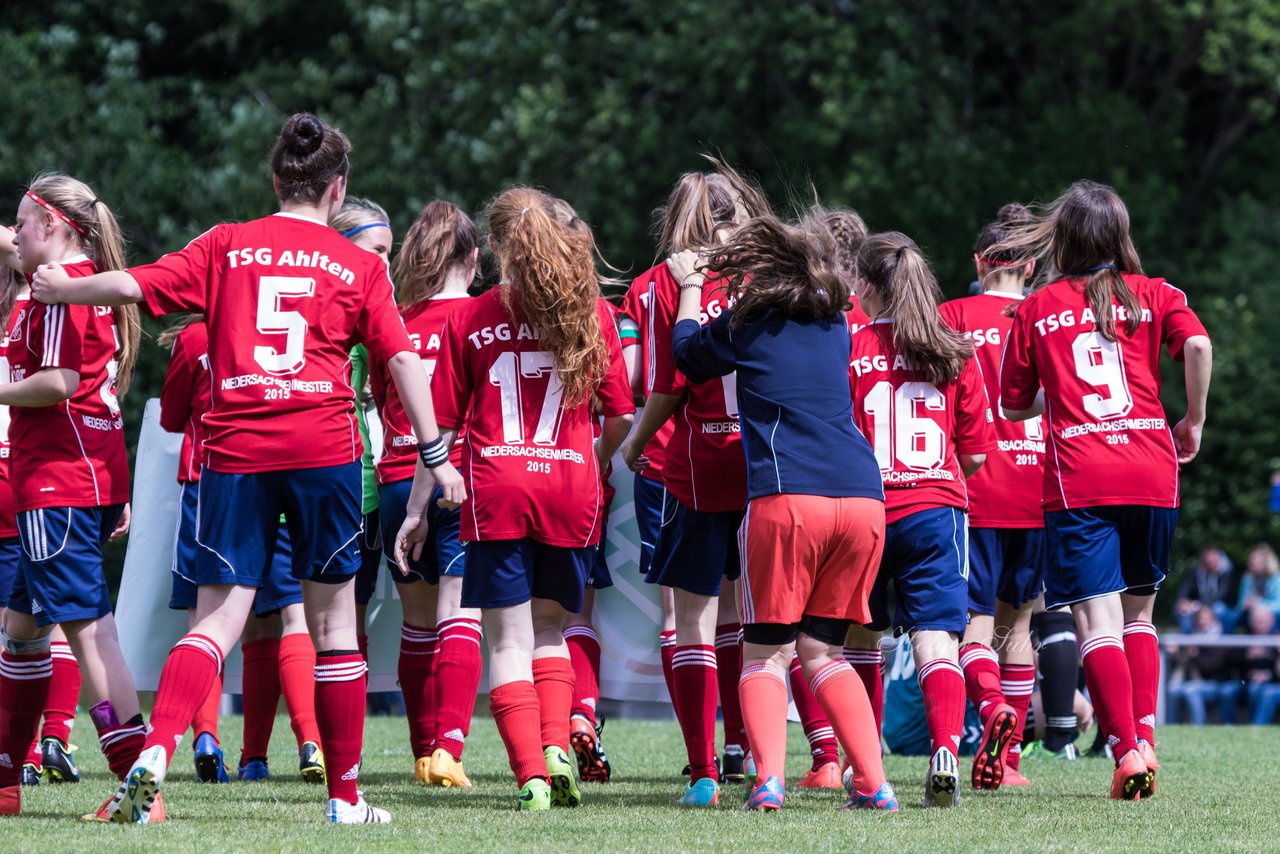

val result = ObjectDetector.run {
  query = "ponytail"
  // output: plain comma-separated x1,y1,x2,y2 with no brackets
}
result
392,201,477,308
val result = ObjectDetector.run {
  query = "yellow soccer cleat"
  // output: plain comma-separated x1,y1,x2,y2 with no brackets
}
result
427,748,473,789
299,741,326,785
414,756,431,784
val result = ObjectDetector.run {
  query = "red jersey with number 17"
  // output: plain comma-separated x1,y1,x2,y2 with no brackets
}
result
620,265,675,483
370,295,472,484
130,213,414,474
940,293,1045,528
431,289,634,547
158,320,211,484
849,320,996,523
1000,273,1207,512
0,294,30,536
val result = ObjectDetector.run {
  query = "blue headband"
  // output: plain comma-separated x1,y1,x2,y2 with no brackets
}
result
341,222,390,239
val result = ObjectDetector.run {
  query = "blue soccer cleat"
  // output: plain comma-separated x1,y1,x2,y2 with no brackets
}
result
238,757,270,782
842,779,900,812
193,732,229,784
743,775,784,812
678,776,720,808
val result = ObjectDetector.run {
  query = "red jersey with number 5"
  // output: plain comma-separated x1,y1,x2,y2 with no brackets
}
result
620,265,675,483
649,266,747,512
370,295,472,484
158,319,211,484
849,320,996,523
7,258,130,512
940,293,1045,528
0,294,31,535
431,289,634,547
1000,273,1207,511
130,213,414,474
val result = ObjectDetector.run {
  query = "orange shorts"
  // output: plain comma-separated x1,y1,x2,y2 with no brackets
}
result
738,494,885,627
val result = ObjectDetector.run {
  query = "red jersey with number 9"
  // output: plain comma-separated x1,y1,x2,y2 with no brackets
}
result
940,292,1045,528
849,320,996,523
1000,273,1207,512
130,213,414,474
370,295,473,484
649,266,747,513
430,289,634,547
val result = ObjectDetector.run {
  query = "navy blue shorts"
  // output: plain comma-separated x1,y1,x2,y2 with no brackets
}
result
646,494,743,596
967,527,1045,615
195,462,362,588
378,480,467,585
355,508,382,606
169,482,200,610
0,536,20,609
462,537,594,613
867,506,969,634
1043,505,1176,609
252,525,304,617
10,505,123,627
587,537,613,590
633,473,666,576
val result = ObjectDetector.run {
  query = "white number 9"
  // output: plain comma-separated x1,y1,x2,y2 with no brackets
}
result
1072,330,1133,420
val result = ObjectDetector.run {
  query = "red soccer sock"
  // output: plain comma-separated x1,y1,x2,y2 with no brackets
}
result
490,681,548,787
40,642,80,747
564,624,602,726
738,662,787,780
25,736,41,769
398,623,437,760
659,630,680,718
959,642,1006,723
0,649,52,786
844,646,884,736
192,671,223,742
672,644,718,782
239,638,281,761
811,659,886,796
1081,636,1139,760
1123,620,1160,744
714,624,747,752
314,651,367,804
144,634,224,761
1000,663,1036,770
918,658,966,757
98,715,146,781
789,655,838,770
434,617,482,761
532,657,575,753
280,632,321,749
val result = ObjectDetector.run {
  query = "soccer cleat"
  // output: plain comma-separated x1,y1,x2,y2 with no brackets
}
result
414,756,431,783
41,738,80,783
1137,740,1159,797
82,792,166,823
0,785,19,815
1109,749,1149,801
299,741,326,784
20,763,39,787
1002,767,1032,786
427,748,472,788
1024,740,1081,761
743,775,785,811
238,757,270,781
544,746,581,807
972,704,1017,790
678,776,720,808
798,761,844,790
108,744,168,824
518,778,552,812
326,795,390,824
193,732,230,784
924,746,960,808
841,780,901,812
570,715,611,783
721,746,746,784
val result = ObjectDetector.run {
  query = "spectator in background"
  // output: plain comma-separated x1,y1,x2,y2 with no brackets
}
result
1167,607,1241,724
1244,606,1280,724
1232,545,1280,631
1173,547,1234,633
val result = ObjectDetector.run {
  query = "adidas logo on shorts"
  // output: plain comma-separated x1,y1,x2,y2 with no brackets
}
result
342,764,360,781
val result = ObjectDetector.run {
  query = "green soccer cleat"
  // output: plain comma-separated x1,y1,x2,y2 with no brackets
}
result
544,746,581,807
299,741,326,784
518,778,552,812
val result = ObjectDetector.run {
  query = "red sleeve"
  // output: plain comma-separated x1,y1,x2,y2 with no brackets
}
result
999,301,1040,411
937,301,962,332
648,275,686,397
429,309,472,432
356,266,414,362
368,348,389,415
130,226,219,318
159,333,194,434
37,304,89,373
595,302,637,418
954,356,997,455
1155,281,1208,361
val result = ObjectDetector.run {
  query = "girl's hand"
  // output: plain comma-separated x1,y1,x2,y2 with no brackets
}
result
31,262,71,304
431,462,466,509
621,438,648,472
666,249,702,286
1172,417,1203,464
110,504,131,541
394,513,429,575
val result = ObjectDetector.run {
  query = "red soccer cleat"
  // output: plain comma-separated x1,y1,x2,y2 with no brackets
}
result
797,761,843,790
1137,741,1158,797
0,785,20,816
1110,749,1149,801
1002,767,1032,786
971,704,1018,790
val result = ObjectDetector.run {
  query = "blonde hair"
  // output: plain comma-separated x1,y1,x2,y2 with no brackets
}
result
27,173,141,394
329,197,389,237
391,201,477,308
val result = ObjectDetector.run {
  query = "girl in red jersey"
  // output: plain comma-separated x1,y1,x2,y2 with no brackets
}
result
996,180,1212,800
939,204,1044,790
33,114,463,825
397,187,633,811
846,232,996,809
369,200,483,788
0,174,149,819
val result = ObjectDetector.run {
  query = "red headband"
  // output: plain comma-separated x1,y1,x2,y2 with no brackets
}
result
978,255,1023,268
26,191,89,237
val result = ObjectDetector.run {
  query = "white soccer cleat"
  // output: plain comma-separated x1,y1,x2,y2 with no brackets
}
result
326,795,391,825
108,745,168,824
924,746,960,808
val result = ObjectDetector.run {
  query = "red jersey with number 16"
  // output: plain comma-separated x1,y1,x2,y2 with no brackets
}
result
940,293,1045,528
130,213,414,474
1000,273,1207,512
158,320,211,484
620,265,675,483
849,320,996,523
431,289,634,547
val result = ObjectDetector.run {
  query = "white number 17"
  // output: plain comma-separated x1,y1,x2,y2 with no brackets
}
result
489,351,566,446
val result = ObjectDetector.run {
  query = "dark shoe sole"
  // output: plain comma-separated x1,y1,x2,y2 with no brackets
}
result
972,709,1017,791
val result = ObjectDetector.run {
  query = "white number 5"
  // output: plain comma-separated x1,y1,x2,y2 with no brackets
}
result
254,276,315,375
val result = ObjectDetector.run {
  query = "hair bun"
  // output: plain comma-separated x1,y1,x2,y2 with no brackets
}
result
282,114,325,156
997,203,1032,226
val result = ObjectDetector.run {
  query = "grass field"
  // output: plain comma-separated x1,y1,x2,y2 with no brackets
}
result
5,715,1275,852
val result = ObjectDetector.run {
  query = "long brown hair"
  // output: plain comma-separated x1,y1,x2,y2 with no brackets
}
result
856,232,972,386
486,187,607,407
989,180,1144,341
392,201,477,308
818,207,870,281
653,155,771,258
270,113,351,205
156,314,204,351
27,173,141,394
